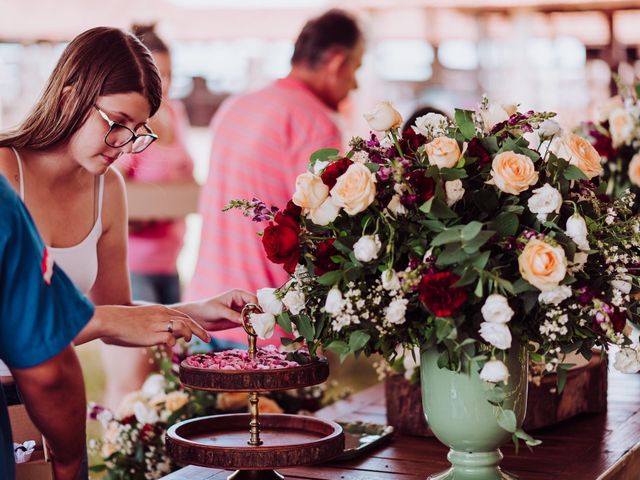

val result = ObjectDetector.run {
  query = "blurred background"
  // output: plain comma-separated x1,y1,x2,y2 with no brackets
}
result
2,0,639,412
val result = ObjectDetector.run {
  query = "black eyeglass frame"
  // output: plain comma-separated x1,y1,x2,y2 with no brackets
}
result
93,105,158,153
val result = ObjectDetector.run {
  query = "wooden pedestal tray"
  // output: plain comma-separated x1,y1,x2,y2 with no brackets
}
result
166,304,345,480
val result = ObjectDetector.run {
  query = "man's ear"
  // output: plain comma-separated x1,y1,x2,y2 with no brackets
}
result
323,49,348,75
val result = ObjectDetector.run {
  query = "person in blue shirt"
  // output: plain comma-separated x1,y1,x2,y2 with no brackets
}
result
0,175,92,480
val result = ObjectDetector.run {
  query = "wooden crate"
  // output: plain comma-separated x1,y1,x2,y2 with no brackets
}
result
9,404,53,480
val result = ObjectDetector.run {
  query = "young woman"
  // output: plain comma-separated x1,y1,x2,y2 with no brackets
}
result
0,27,255,410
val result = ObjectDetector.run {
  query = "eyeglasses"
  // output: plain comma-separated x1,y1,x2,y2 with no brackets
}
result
94,105,158,154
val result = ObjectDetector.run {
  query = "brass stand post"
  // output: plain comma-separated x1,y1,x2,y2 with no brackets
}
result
241,304,263,446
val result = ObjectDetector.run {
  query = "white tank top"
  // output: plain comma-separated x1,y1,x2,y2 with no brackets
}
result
12,147,103,295
0,149,104,377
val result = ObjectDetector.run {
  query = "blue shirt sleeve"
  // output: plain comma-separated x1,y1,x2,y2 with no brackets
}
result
0,176,94,369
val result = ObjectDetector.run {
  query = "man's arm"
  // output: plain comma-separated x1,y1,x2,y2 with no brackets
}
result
12,346,86,480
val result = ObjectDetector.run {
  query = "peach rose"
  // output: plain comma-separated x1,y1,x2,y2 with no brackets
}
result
258,396,284,414
629,153,640,187
609,108,635,148
518,238,567,291
330,163,377,215
292,172,328,210
488,151,539,195
425,137,461,169
553,133,603,179
165,391,189,413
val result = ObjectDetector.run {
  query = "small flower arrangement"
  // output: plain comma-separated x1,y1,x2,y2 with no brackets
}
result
228,97,640,434
576,82,640,207
88,355,218,479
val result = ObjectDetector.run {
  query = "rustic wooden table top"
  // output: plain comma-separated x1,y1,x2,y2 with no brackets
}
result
163,366,640,480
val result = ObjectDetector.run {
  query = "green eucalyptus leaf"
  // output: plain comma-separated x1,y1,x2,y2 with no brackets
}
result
494,212,519,237
325,340,350,355
276,312,293,333
431,227,463,246
462,221,483,241
440,168,468,181
349,330,371,352
317,270,342,286
563,165,588,181
297,314,315,342
455,109,476,140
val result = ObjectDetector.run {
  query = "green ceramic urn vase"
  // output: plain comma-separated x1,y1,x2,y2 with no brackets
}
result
420,345,528,480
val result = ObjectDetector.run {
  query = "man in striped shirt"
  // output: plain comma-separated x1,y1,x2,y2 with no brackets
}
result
187,10,364,344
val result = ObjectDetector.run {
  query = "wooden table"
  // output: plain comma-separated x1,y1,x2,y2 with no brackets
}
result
163,366,640,480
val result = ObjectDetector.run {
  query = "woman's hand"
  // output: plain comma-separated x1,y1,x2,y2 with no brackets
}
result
171,289,258,332
94,304,211,347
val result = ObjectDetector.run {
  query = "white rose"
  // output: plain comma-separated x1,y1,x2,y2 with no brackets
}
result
324,288,344,316
385,298,408,325
141,374,166,398
538,285,572,305
257,288,283,315
628,153,640,187
425,136,461,169
614,346,640,373
353,235,382,262
313,160,330,175
479,322,512,350
480,103,512,133
292,172,329,210
308,196,341,226
569,251,589,273
412,112,449,139
364,101,403,131
133,401,159,425
283,290,306,315
527,183,562,222
480,359,510,383
480,294,514,324
250,312,276,339
402,347,421,381
611,275,633,295
386,194,407,215
538,119,561,139
381,269,401,291
445,179,465,207
330,163,377,215
565,213,590,251
608,108,635,147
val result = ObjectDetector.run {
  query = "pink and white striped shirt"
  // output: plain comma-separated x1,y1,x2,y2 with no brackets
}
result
186,76,341,341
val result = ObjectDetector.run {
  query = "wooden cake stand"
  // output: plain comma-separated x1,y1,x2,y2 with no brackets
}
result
166,304,345,480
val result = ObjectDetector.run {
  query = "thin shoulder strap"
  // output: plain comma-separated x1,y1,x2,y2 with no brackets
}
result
97,174,105,220
10,147,25,201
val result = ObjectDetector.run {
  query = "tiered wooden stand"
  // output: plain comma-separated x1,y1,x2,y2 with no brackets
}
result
166,305,345,480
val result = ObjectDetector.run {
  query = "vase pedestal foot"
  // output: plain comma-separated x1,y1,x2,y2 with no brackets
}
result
227,470,284,480
427,448,518,480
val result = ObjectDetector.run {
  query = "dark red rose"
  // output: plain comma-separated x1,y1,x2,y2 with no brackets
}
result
262,212,300,274
402,170,435,207
314,238,340,276
140,423,155,442
121,415,136,425
282,200,302,221
609,306,628,333
321,158,353,189
588,123,617,162
400,127,427,152
466,137,492,167
418,271,468,317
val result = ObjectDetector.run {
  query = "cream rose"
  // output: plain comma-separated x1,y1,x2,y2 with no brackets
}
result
283,290,306,315
250,312,276,339
330,163,376,215
386,194,407,215
527,183,562,222
425,137,461,169
353,234,382,262
518,238,567,291
553,133,603,179
412,112,449,139
538,285,572,305
481,294,514,324
488,151,539,195
308,196,341,226
324,287,344,316
445,179,465,207
480,103,513,133
614,346,640,374
608,108,635,147
292,172,329,210
479,322,512,350
629,153,640,187
364,101,403,131
165,391,189,413
256,288,283,315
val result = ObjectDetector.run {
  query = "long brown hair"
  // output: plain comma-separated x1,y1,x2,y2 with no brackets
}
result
0,27,162,150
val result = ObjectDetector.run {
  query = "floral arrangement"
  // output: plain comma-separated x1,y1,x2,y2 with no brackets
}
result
228,97,640,427
576,83,640,207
